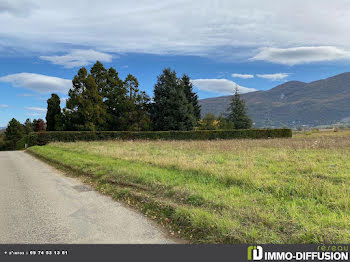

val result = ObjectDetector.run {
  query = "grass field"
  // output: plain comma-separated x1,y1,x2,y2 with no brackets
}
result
27,130,350,243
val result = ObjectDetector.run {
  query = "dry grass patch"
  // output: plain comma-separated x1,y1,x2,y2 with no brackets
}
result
28,130,350,243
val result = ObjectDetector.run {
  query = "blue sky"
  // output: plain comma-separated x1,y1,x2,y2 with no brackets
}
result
1,0,350,127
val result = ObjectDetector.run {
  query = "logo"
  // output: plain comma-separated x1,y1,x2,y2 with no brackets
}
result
248,246,263,261
247,245,349,261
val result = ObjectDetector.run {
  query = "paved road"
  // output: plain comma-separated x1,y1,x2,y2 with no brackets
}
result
0,151,176,244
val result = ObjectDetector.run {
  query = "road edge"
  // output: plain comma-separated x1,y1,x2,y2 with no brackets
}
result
25,149,188,244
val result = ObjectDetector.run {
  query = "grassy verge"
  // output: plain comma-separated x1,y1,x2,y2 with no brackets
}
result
27,130,350,243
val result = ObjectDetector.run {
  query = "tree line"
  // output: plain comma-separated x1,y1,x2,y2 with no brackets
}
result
46,63,202,132
0,61,252,150
0,118,45,150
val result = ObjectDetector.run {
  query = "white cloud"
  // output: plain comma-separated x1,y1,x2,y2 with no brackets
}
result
191,79,257,95
0,104,8,108
232,73,254,79
26,112,45,117
0,73,72,94
25,107,46,117
40,49,113,68
2,0,350,62
256,73,289,81
252,46,350,65
25,107,47,113
0,0,36,16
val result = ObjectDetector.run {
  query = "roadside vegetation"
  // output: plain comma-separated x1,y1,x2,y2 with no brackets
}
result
28,130,350,243
0,118,45,150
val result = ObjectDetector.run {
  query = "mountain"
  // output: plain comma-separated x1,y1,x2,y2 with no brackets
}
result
199,72,350,127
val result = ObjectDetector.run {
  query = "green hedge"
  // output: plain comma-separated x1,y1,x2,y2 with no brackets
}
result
26,129,292,146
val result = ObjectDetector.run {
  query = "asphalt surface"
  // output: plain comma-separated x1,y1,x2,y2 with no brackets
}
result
0,151,176,244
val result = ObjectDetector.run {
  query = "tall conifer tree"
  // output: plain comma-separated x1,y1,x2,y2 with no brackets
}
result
227,86,252,129
121,74,151,130
103,67,127,130
90,61,108,96
65,68,107,131
151,68,195,131
181,74,201,122
46,93,63,131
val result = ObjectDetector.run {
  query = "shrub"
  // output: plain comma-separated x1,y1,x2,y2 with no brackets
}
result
0,140,14,151
26,129,292,146
16,136,29,150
